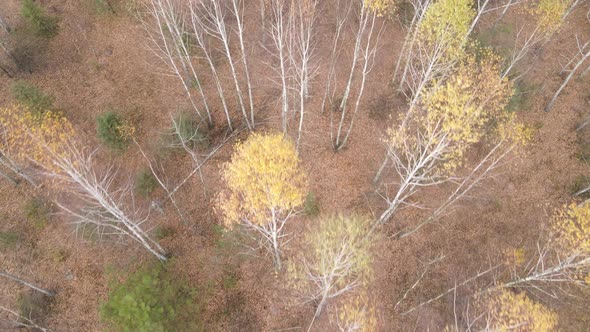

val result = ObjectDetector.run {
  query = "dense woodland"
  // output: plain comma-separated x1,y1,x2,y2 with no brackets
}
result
1,0,590,330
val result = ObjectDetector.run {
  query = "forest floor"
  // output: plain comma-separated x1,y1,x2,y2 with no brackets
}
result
1,0,590,331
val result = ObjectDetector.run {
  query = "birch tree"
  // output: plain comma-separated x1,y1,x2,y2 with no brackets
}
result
264,0,292,133
288,214,374,324
473,289,558,332
290,0,318,149
332,292,378,332
375,53,522,229
216,133,307,270
0,105,168,261
396,0,474,113
144,0,213,127
502,202,590,295
194,0,253,130
332,0,384,150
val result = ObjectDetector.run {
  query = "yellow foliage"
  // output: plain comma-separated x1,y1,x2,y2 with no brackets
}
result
552,202,590,257
288,214,374,293
334,292,377,332
0,105,76,173
484,290,558,332
216,133,307,228
531,0,570,35
417,0,474,62
388,51,514,173
364,0,396,17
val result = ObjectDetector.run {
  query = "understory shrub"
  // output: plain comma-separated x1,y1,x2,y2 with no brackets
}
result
21,0,59,38
11,81,54,116
100,264,202,332
96,112,133,151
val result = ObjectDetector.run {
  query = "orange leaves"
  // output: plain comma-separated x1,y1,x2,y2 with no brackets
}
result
217,133,307,228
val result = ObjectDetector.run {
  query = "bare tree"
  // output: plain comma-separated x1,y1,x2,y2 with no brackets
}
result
290,0,318,149
320,0,352,114
195,0,253,130
0,271,55,297
545,35,590,112
332,0,382,151
264,0,292,133
144,0,213,127
0,305,51,332
0,107,168,261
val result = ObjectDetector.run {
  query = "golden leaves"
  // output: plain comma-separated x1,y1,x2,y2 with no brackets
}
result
0,105,76,173
364,0,396,17
417,0,474,62
531,0,570,36
288,214,374,294
552,202,590,258
483,290,557,332
217,133,307,228
334,292,377,332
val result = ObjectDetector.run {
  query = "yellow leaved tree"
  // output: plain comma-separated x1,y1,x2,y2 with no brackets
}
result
480,290,557,332
376,51,526,230
217,133,307,270
396,0,475,109
288,214,374,326
364,0,396,17
333,291,378,332
0,105,167,261
504,202,590,292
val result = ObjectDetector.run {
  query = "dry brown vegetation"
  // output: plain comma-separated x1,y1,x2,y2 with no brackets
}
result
1,0,590,331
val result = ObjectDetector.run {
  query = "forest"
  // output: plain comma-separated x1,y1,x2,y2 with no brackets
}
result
0,0,589,331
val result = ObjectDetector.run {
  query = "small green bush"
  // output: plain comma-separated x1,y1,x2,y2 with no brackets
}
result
304,192,320,217
21,0,59,38
0,231,20,251
96,112,131,151
101,264,202,332
11,81,54,116
135,169,158,198
24,197,51,229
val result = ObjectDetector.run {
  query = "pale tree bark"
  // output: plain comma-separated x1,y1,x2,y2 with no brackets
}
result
229,0,256,127
0,271,55,297
290,0,318,150
196,0,252,130
264,0,292,133
545,36,590,112
188,1,233,130
144,0,213,126
332,0,382,151
320,0,352,114
0,305,51,332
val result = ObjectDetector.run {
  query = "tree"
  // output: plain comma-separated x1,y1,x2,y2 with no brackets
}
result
100,264,202,332
332,292,378,332
0,105,167,261
216,133,307,270
476,289,557,332
331,0,383,150
288,214,374,324
503,202,590,294
396,0,474,112
193,0,253,130
144,0,213,127
375,52,519,228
